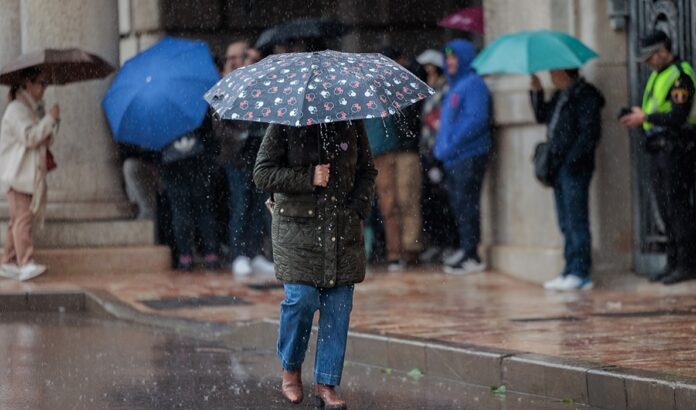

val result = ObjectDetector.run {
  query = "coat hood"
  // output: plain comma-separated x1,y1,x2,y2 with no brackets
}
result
444,39,476,83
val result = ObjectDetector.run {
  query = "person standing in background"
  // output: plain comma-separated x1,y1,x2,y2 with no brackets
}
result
0,68,60,280
215,41,275,276
434,39,491,275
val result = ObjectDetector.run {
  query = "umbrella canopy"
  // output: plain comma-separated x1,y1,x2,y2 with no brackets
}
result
255,18,351,51
205,50,434,127
102,37,219,150
437,7,485,34
472,30,598,75
0,48,114,85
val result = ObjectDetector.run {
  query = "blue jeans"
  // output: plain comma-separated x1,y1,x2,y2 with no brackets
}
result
277,284,354,386
225,166,268,260
554,169,593,278
445,154,488,260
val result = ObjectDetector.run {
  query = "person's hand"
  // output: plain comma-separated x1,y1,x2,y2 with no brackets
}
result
530,74,542,92
313,164,330,187
619,107,646,129
49,104,60,121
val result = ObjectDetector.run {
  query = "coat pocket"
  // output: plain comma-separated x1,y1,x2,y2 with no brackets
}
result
273,201,318,246
274,201,317,219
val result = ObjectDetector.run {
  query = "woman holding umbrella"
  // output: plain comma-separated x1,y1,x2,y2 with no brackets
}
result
0,68,60,280
254,121,376,409
207,49,432,407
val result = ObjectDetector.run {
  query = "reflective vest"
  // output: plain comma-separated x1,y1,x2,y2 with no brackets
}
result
642,60,696,132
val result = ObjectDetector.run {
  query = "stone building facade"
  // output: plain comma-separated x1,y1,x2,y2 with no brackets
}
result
1,0,637,281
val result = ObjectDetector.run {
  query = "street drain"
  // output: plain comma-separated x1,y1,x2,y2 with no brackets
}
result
592,309,696,318
511,309,696,322
139,295,251,310
247,282,284,291
510,316,582,323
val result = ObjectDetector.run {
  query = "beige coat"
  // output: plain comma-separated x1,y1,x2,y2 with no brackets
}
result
0,90,55,195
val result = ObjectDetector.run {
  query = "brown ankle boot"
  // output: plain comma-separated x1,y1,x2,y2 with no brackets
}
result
281,369,304,404
314,383,346,409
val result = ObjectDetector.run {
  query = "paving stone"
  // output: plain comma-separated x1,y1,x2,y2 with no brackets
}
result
622,369,677,410
675,380,696,410
425,343,504,387
387,338,426,373
587,367,627,410
503,354,595,404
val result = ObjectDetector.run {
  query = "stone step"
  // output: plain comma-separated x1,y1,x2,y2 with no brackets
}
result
0,219,155,248
1,246,171,275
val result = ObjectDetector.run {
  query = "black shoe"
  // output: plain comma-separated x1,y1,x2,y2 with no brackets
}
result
648,267,673,282
661,268,696,285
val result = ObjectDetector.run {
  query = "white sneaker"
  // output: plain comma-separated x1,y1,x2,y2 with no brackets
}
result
546,275,593,291
232,256,253,276
0,263,20,279
444,258,487,274
387,260,407,272
543,276,566,290
442,249,465,266
18,262,46,281
251,255,275,275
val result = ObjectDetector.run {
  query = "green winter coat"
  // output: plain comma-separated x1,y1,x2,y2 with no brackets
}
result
253,121,377,288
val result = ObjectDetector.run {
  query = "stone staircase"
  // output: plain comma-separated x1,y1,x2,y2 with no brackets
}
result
0,219,171,274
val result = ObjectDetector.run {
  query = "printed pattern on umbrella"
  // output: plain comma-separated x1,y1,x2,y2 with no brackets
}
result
205,50,435,127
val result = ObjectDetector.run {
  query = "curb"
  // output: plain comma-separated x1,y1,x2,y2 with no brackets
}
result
3,290,694,409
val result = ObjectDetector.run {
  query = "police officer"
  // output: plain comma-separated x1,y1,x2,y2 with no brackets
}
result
620,31,696,285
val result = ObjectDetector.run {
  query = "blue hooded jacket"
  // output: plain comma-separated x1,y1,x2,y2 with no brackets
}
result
433,39,491,169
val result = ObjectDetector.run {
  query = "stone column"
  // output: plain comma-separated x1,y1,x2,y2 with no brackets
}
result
0,0,21,137
16,0,133,220
0,0,22,213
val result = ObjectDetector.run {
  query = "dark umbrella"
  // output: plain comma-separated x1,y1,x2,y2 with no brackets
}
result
205,50,434,127
255,18,351,51
0,48,114,85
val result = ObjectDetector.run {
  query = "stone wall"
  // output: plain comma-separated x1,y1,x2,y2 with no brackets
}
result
122,0,480,62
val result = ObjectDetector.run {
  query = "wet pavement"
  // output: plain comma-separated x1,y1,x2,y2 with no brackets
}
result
2,266,694,381
0,311,595,409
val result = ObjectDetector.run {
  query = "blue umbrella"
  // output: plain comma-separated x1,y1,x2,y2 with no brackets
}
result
103,37,219,150
205,50,434,127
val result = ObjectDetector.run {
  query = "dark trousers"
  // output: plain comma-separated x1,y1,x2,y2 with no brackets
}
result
421,156,459,249
226,166,268,260
161,161,219,257
445,154,488,260
554,169,593,278
649,146,696,269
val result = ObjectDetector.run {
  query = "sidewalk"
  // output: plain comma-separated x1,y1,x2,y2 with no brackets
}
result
2,265,695,408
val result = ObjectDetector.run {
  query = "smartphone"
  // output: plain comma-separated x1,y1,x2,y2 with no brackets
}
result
618,107,632,119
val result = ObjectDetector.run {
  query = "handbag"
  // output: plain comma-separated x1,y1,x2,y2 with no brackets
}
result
533,141,554,187
46,148,57,172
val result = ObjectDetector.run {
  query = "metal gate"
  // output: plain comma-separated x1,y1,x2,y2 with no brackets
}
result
628,0,696,273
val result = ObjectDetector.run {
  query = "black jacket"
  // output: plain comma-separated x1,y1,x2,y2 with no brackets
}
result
531,78,605,176
253,122,377,288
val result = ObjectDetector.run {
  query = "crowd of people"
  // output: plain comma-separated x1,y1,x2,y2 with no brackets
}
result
2,30,694,291
2,24,695,410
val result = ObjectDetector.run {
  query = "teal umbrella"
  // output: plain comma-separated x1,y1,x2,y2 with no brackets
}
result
471,30,598,75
